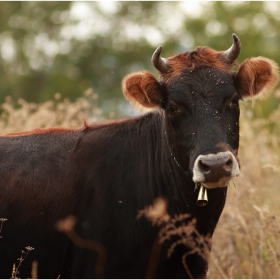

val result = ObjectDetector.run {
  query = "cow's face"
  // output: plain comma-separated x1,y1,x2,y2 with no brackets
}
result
162,66,241,188
122,34,279,189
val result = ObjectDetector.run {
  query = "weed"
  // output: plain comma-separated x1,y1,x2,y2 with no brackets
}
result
11,246,34,279
56,215,107,279
138,198,212,278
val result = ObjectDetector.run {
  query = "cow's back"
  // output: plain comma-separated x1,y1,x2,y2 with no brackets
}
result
0,129,81,278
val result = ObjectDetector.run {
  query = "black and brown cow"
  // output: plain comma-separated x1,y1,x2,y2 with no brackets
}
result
0,34,278,278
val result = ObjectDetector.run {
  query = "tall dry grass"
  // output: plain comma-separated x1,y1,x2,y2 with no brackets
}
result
1,89,280,278
0,89,102,134
209,101,280,278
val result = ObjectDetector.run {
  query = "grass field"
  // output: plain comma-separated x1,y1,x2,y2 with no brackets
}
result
209,102,280,278
1,89,280,278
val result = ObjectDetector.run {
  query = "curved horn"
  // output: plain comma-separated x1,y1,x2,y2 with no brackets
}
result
151,46,170,73
222,33,241,62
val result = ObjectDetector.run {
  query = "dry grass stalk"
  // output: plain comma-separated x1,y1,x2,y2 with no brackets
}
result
138,198,213,278
31,261,38,279
56,215,107,279
137,197,170,226
10,246,34,279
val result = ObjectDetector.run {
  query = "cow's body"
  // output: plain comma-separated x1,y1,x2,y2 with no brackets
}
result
0,34,278,278
0,129,81,278
0,116,226,278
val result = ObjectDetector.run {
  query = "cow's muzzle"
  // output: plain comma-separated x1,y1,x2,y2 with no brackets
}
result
192,151,240,189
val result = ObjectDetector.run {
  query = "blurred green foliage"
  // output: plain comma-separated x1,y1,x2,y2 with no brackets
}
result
0,1,279,117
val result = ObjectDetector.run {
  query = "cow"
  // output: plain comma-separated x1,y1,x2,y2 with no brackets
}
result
0,33,278,279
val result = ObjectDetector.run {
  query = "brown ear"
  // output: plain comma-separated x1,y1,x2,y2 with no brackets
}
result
235,57,279,100
122,71,164,111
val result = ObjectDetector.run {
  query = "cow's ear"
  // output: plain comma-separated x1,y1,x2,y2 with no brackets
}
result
235,57,279,100
122,71,164,111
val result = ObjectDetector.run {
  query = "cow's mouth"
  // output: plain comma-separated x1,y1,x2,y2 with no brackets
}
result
197,177,231,189
196,180,230,207
193,151,240,206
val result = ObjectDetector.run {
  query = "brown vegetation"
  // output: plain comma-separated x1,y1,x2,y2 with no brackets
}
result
209,101,280,278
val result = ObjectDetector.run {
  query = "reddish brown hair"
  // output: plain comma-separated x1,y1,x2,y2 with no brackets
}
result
235,57,279,100
122,71,163,110
161,47,238,83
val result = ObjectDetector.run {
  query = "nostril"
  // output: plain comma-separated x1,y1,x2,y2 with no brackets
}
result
224,158,233,171
225,159,232,166
198,160,210,174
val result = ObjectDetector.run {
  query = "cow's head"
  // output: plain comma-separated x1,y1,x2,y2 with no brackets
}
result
122,34,279,189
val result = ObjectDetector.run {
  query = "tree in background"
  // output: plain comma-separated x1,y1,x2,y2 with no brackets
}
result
0,1,279,117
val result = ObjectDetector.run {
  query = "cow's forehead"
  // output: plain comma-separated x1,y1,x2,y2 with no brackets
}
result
161,46,235,82
164,66,236,101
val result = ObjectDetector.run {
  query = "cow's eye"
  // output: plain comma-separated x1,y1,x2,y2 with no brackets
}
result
169,104,178,113
231,96,240,106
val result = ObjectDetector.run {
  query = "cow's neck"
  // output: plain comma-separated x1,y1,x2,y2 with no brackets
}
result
152,113,196,212
164,129,190,177
156,112,227,235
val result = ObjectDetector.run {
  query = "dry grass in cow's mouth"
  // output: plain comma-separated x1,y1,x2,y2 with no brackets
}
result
0,91,280,278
